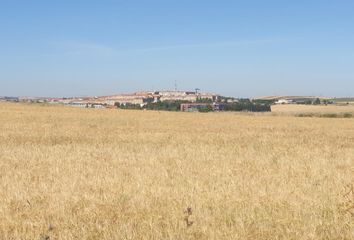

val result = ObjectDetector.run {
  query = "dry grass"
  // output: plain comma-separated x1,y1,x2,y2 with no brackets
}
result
272,104,354,115
0,102,353,239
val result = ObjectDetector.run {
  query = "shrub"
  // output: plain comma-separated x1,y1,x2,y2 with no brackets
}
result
321,113,338,118
343,113,353,118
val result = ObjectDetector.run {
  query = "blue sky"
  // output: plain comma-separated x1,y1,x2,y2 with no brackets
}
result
1,0,354,97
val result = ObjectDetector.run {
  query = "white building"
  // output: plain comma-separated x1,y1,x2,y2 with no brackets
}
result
275,99,293,104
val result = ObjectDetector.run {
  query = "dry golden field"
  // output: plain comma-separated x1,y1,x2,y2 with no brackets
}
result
0,103,353,240
272,104,354,115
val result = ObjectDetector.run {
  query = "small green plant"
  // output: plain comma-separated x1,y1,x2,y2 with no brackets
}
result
184,207,194,227
321,113,338,118
296,113,315,118
343,113,353,118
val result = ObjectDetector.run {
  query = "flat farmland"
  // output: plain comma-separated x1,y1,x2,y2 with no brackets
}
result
0,103,353,239
272,104,354,115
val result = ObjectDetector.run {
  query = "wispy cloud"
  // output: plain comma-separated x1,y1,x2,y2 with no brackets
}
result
43,37,286,57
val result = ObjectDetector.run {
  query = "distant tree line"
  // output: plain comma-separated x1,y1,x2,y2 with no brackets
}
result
145,101,188,111
115,99,271,112
116,101,189,111
115,102,142,110
223,102,271,112
294,98,334,105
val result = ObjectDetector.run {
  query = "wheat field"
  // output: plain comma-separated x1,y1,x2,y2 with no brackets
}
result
272,104,354,115
0,103,353,240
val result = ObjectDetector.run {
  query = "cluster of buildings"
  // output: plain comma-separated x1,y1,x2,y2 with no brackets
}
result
101,91,218,107
1,90,219,110
0,96,19,102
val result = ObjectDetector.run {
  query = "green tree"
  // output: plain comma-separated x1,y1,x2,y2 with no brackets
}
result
313,98,321,105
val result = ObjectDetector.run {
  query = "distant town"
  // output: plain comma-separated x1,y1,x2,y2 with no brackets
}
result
1,90,353,112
